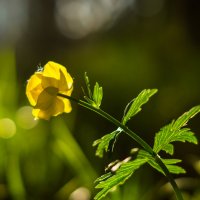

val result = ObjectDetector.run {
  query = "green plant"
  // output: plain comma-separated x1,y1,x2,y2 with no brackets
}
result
59,74,200,200
26,62,200,200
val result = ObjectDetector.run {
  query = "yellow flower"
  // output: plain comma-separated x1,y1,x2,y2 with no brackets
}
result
26,61,73,120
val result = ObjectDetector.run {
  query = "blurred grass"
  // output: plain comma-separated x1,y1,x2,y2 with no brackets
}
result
0,49,97,200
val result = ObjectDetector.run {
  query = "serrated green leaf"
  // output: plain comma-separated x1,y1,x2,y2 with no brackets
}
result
166,165,186,174
174,130,198,144
84,72,92,99
153,106,200,154
139,150,186,175
83,73,103,108
93,130,120,158
154,126,197,154
122,89,157,125
148,159,186,175
98,87,103,106
94,157,147,200
93,82,103,108
95,172,113,183
173,106,200,130
162,144,174,155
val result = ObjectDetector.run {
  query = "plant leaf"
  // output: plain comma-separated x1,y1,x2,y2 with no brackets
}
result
93,129,121,158
148,158,186,175
93,82,103,108
95,172,113,183
94,155,148,200
83,73,103,108
84,72,92,99
153,106,200,155
173,106,200,130
139,150,186,175
162,143,174,155
122,89,157,125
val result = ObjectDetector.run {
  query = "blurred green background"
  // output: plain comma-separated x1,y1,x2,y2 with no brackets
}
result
0,0,200,199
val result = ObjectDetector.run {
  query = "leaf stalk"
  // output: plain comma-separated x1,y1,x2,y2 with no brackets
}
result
57,93,183,200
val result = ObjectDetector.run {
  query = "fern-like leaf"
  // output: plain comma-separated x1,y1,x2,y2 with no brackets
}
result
139,150,186,174
122,89,157,125
94,156,148,200
84,72,92,99
93,82,103,108
83,73,103,108
93,129,121,158
153,106,200,155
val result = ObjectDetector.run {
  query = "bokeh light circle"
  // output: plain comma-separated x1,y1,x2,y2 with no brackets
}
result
0,118,16,139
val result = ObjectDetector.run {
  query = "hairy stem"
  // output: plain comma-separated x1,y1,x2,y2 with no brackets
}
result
57,93,183,200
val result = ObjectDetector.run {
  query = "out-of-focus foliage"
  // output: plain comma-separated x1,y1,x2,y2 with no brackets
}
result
0,50,96,199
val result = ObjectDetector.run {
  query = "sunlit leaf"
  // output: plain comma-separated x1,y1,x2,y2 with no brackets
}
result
84,72,92,99
95,172,113,183
153,106,200,155
173,106,200,130
162,143,174,155
93,82,103,108
83,73,103,108
94,155,147,200
139,150,186,175
93,129,121,158
122,89,157,125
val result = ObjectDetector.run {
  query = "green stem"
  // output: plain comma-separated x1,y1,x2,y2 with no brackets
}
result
79,100,154,154
155,155,183,200
57,93,183,200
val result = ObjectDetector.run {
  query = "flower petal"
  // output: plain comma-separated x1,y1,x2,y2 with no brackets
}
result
42,61,60,79
26,72,43,106
63,99,72,113
41,76,59,89
43,61,73,91
32,97,66,120
32,108,51,120
58,69,73,91
35,87,58,110
43,61,65,80
26,61,74,120
52,98,66,115
60,86,73,97
59,87,73,112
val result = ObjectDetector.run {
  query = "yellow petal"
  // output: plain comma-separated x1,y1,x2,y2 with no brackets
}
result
32,98,66,120
41,76,59,89
32,108,51,120
59,87,73,112
58,69,73,91
43,61,65,79
43,61,73,91
63,98,72,113
52,98,66,115
35,87,58,110
26,72,43,106
57,63,73,89
60,86,73,97
27,61,74,120
43,61,60,79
